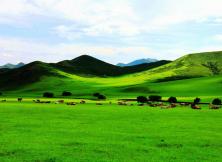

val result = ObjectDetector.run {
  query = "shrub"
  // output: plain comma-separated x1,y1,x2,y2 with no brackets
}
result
0,92,2,96
149,95,162,101
168,96,177,103
43,92,54,98
212,98,222,105
93,93,106,100
93,93,101,97
62,91,72,96
194,98,201,104
98,94,106,100
137,96,148,103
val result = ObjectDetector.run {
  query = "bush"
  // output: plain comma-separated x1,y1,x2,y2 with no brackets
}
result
149,95,162,101
93,93,101,97
212,98,222,105
43,92,54,98
98,94,106,100
62,91,72,96
194,98,201,104
137,96,148,103
93,93,106,100
0,92,2,96
168,96,177,103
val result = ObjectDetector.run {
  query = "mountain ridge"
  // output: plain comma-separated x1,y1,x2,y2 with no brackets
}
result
0,62,25,69
0,51,222,97
117,58,158,67
0,55,171,90
53,55,170,76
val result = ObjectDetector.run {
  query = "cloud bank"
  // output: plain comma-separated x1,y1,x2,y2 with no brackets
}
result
0,0,222,64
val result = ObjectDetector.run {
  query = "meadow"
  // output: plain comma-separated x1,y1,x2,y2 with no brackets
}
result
0,100,222,162
0,52,222,162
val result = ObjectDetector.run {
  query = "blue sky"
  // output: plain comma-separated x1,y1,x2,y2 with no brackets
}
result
0,0,222,65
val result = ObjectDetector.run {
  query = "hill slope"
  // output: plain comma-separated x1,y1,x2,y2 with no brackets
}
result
54,55,170,76
0,51,222,98
0,61,58,90
147,51,222,79
0,55,170,90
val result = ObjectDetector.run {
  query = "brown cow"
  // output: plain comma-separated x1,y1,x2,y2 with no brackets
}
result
191,103,201,110
80,100,86,104
67,102,76,106
58,100,64,104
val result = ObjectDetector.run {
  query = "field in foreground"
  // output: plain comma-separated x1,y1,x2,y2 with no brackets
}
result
0,102,222,162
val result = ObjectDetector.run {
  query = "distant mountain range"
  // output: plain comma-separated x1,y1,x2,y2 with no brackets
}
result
117,58,158,67
0,62,25,69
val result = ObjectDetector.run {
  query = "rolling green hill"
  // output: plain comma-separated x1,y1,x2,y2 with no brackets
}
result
0,51,222,99
0,55,170,90
149,51,222,78
54,55,170,76
0,61,58,90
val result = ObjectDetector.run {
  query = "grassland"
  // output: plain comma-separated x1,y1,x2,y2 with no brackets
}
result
0,52,222,161
4,74,221,104
0,101,222,162
1,51,222,102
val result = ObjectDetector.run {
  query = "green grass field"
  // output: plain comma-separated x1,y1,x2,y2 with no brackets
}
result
0,52,222,161
3,75,222,104
0,101,222,162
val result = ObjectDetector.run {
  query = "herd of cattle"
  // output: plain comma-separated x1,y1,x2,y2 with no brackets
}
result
0,98,221,110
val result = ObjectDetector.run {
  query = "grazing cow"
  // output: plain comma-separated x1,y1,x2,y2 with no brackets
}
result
161,105,168,109
162,103,177,109
170,103,177,108
118,101,122,105
157,102,164,106
118,101,127,106
149,103,158,107
18,98,22,102
209,104,221,109
80,100,86,104
67,102,76,106
191,103,201,110
180,103,190,106
58,100,64,104
33,99,41,103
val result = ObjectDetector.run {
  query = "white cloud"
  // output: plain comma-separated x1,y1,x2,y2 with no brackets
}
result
1,36,222,65
41,0,222,38
146,0,222,31
214,35,222,41
0,37,158,64
1,0,222,36
1,0,222,65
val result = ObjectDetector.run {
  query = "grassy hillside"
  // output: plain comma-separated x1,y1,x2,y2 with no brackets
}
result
0,51,222,99
0,55,170,90
149,51,222,78
0,61,58,90
54,55,170,76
